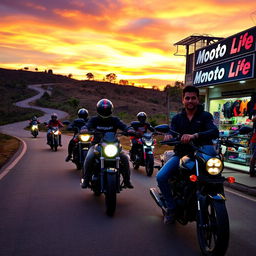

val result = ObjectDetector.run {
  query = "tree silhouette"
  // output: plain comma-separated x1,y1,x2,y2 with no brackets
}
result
106,73,117,83
86,72,94,80
119,79,129,85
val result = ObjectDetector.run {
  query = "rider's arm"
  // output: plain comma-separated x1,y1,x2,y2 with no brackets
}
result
58,120,64,128
197,112,219,140
80,117,96,133
147,123,156,132
116,117,129,131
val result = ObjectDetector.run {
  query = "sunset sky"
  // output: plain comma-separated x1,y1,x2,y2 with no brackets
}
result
1,0,256,89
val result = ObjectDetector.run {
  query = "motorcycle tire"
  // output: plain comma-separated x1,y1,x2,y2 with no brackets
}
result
197,199,229,256
145,154,154,176
105,173,117,216
54,137,58,151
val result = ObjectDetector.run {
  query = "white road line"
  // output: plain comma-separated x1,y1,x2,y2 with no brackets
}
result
0,137,27,181
225,188,256,202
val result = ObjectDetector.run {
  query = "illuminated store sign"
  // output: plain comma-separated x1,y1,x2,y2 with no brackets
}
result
193,54,255,87
195,26,256,68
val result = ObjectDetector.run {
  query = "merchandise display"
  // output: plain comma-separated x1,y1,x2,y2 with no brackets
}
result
210,95,254,166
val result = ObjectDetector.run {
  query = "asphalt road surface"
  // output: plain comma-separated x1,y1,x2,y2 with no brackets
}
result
0,85,255,256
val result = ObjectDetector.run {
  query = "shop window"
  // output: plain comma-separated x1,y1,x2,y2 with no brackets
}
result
210,96,255,166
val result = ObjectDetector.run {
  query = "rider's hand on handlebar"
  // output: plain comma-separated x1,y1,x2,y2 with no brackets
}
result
181,133,198,144
164,134,173,141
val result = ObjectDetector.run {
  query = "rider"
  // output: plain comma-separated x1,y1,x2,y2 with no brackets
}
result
156,86,219,224
46,113,64,146
130,112,155,161
65,108,89,162
80,99,134,189
29,115,40,126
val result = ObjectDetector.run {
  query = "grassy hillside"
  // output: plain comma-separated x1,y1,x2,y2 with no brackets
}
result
0,68,73,125
0,68,183,125
36,80,183,125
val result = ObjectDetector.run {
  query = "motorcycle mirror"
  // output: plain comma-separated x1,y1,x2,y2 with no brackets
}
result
62,120,71,125
154,124,170,133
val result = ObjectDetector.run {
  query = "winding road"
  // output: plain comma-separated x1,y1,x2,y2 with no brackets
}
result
0,84,255,256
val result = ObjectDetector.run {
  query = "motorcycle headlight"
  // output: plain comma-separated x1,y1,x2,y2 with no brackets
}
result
145,140,153,146
206,158,223,175
104,144,118,157
79,134,91,142
53,130,59,135
32,125,38,130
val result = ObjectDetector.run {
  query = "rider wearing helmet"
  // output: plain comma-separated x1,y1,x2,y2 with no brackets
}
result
65,108,89,162
46,113,64,146
29,115,40,126
80,99,134,189
130,112,155,161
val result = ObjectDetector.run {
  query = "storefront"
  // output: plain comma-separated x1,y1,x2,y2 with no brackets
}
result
175,26,256,171
193,26,256,171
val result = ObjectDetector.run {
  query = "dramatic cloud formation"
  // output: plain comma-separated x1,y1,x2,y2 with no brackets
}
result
1,0,256,88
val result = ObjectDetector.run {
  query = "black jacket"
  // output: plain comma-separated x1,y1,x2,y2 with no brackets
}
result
67,118,88,134
83,116,129,144
170,105,219,156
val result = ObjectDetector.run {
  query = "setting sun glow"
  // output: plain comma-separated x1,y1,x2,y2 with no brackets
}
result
1,0,256,89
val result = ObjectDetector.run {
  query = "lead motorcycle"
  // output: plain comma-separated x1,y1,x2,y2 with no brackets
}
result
85,131,133,216
150,125,251,256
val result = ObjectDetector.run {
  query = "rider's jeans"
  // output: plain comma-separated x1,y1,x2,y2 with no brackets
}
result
156,156,180,210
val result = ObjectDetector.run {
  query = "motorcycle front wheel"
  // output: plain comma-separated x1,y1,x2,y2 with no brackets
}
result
197,199,229,256
54,137,58,151
32,131,38,138
105,173,117,216
145,154,154,176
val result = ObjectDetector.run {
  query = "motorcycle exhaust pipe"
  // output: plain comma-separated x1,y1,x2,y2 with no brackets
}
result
150,188,165,209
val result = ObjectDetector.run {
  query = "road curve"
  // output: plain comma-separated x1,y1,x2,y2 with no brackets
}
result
0,84,68,175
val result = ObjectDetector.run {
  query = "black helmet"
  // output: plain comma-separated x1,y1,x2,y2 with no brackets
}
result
78,108,88,119
96,99,113,118
32,116,37,121
137,112,147,123
51,113,58,120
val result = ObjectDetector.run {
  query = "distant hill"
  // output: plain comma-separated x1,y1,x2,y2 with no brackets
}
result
0,68,73,85
0,68,183,125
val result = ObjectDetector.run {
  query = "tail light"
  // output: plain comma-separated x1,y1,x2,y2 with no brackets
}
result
226,176,235,183
189,175,198,182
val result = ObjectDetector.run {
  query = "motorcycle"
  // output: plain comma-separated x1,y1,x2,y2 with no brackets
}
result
63,120,93,170
129,124,157,176
149,125,252,256
85,131,132,216
30,121,39,138
72,132,93,170
47,127,61,151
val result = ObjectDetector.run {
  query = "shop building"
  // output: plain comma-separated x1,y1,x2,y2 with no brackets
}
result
174,27,256,172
